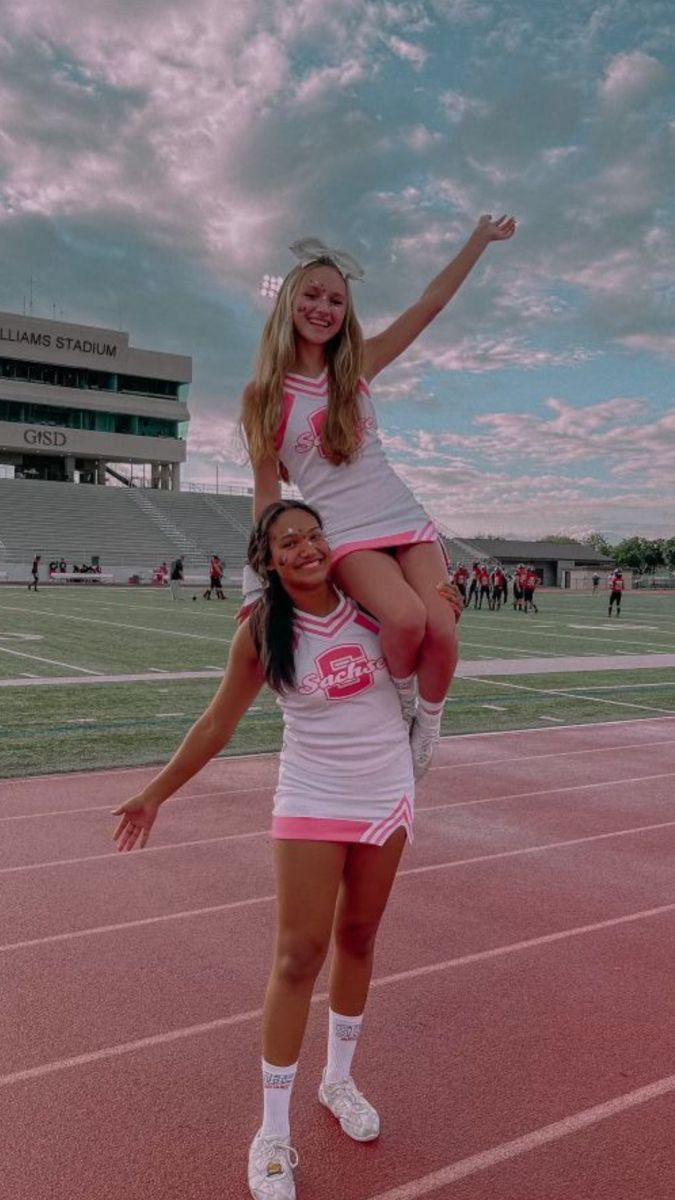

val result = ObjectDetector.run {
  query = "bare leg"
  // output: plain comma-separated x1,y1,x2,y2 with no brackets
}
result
329,828,407,1015
396,542,458,702
333,550,426,680
262,840,347,1065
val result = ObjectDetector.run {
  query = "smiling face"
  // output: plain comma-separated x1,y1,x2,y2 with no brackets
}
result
291,263,348,347
267,506,331,590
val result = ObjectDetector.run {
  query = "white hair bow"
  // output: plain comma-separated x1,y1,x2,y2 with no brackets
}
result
289,237,365,281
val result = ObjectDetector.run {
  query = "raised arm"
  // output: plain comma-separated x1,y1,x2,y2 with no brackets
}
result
112,621,265,845
363,214,516,382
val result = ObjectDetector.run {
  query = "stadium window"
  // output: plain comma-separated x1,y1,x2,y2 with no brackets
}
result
117,374,180,399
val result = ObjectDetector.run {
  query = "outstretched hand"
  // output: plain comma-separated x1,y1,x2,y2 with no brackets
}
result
476,214,517,242
112,793,161,851
436,580,464,623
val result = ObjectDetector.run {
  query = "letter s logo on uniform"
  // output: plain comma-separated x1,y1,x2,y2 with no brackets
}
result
308,643,381,701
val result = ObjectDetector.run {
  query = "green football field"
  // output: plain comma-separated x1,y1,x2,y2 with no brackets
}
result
1,584,674,778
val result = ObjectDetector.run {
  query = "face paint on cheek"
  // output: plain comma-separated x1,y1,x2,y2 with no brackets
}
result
278,553,288,566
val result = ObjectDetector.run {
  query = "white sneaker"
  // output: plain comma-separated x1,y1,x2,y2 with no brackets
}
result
318,1071,380,1142
399,693,418,729
410,718,439,780
248,1129,299,1199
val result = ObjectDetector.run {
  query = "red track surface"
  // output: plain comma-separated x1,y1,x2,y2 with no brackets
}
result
3,716,675,1199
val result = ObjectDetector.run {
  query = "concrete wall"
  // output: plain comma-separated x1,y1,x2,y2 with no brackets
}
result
0,419,186,463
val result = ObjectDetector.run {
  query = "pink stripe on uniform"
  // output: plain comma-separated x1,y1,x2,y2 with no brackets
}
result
274,392,296,451
331,528,437,566
272,815,372,841
272,799,414,845
361,795,414,846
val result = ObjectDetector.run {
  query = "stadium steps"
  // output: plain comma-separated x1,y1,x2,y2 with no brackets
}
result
438,525,500,568
129,489,207,567
0,479,250,572
132,490,251,569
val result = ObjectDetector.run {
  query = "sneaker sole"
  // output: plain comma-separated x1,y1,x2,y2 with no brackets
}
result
318,1091,380,1142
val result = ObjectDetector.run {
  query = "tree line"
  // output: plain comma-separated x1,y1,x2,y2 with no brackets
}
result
582,534,675,574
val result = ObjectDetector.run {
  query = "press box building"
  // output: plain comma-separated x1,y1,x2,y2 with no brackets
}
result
0,310,191,488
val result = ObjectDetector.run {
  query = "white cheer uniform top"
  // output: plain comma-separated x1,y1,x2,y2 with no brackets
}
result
272,591,414,845
275,369,437,564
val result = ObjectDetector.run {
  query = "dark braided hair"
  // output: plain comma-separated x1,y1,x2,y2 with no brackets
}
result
248,500,324,693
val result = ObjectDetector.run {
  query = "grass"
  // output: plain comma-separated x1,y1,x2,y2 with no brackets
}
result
1,585,674,778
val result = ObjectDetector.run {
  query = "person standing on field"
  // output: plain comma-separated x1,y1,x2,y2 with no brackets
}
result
28,554,40,593
523,566,539,614
169,556,184,602
204,554,227,600
608,569,624,617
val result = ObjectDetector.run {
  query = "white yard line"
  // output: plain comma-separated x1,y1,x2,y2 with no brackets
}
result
465,676,674,715
478,626,675,653
460,639,563,657
0,602,230,644
0,646,99,674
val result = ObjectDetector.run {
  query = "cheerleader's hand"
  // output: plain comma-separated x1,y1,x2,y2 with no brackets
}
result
475,214,517,242
112,793,161,851
436,581,464,623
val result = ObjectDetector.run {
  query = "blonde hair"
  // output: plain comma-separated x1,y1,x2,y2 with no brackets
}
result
241,260,364,467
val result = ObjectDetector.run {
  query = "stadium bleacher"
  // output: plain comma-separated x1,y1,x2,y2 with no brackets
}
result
0,479,253,580
0,479,490,585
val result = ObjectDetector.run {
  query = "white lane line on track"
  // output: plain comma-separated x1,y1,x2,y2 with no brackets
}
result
0,894,277,953
2,715,675,796
363,1073,675,1199
3,899,675,1088
3,804,675,946
466,676,675,715
3,748,675,822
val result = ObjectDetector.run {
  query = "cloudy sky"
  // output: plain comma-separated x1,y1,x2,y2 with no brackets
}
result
1,0,673,539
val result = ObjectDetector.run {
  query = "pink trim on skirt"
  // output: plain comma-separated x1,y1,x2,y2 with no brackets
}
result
272,795,414,846
331,521,438,567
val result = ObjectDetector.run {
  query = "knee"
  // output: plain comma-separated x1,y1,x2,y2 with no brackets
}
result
334,919,379,961
274,933,328,986
382,596,426,650
425,611,458,667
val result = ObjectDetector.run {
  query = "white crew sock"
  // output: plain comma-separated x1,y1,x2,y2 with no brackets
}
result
261,1058,298,1138
325,1009,363,1085
391,673,417,726
416,695,444,735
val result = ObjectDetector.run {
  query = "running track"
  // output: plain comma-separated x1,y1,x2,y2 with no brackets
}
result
2,716,675,1199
